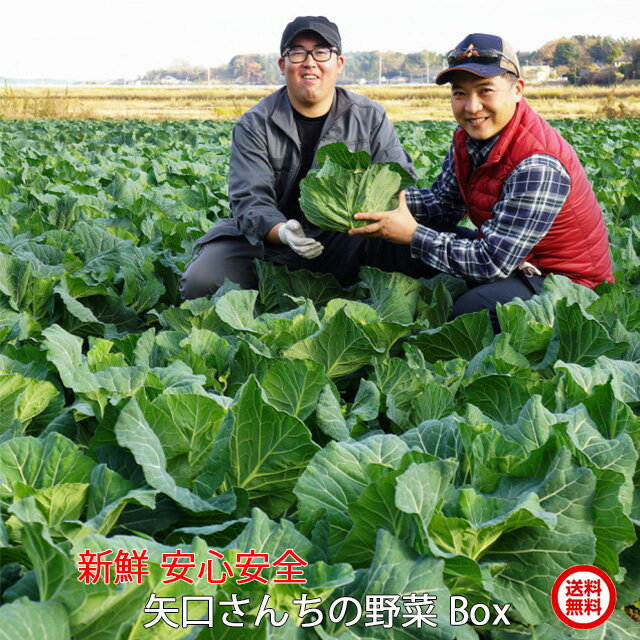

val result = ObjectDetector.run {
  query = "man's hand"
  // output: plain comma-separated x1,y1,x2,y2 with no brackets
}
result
348,191,418,244
277,220,324,259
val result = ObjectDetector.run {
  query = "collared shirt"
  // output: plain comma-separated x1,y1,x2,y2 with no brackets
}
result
405,135,571,281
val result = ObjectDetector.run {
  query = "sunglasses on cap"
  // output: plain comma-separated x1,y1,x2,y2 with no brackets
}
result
446,47,519,76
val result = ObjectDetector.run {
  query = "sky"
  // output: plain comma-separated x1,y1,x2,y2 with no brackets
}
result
1,0,637,81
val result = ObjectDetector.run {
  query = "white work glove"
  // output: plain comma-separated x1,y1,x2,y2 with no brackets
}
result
278,220,324,259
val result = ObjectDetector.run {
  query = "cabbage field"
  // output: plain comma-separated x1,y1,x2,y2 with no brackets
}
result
0,117,639,639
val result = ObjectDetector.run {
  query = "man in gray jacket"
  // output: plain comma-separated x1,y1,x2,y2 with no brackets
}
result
181,16,430,299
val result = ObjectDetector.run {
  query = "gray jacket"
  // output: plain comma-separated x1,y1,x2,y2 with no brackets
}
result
197,86,415,247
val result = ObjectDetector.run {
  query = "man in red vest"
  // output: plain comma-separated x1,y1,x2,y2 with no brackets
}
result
350,33,613,331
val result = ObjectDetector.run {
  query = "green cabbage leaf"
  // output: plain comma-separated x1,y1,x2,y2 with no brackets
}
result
299,143,414,232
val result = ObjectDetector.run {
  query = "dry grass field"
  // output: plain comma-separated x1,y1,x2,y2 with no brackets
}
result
1,83,639,121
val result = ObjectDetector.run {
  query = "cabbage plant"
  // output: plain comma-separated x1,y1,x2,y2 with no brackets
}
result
299,142,414,232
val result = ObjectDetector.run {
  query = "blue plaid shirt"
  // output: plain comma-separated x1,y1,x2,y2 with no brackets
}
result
406,135,571,281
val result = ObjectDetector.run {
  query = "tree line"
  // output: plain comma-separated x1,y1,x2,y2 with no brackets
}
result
140,50,443,85
139,36,640,85
520,35,640,84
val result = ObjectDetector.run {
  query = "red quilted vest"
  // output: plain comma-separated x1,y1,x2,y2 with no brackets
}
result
452,98,613,288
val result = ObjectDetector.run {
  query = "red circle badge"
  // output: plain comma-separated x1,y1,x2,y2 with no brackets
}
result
551,565,616,629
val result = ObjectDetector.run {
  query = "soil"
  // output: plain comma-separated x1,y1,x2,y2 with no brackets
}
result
625,605,640,624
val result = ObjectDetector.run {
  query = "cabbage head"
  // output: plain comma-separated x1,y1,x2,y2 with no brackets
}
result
299,143,414,233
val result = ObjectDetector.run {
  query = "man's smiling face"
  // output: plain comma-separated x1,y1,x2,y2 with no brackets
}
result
278,34,344,114
450,71,525,140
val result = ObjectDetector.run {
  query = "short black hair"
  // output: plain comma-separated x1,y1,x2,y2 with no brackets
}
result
501,71,519,86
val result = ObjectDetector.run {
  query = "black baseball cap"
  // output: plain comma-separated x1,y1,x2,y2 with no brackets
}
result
280,16,342,56
436,33,520,85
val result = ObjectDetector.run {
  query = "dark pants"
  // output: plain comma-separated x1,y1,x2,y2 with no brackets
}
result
180,229,439,300
452,273,546,333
